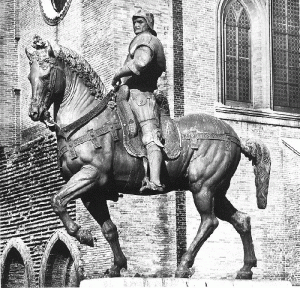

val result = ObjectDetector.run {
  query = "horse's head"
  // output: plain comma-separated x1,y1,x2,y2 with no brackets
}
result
26,35,65,122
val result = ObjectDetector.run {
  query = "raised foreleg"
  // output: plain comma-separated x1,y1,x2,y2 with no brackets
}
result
51,164,100,247
215,195,257,279
81,193,127,277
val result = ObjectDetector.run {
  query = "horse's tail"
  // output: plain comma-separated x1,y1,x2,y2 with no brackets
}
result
241,139,271,209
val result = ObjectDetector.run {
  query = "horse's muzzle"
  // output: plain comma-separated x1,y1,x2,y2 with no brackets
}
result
29,105,42,121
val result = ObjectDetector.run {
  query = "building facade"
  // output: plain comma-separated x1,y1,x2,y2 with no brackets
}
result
0,0,299,287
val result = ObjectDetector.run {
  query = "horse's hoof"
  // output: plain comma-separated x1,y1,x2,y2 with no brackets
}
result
75,228,94,247
175,267,193,278
236,270,253,280
104,265,123,277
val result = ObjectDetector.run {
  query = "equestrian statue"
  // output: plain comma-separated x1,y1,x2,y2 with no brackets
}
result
25,10,271,280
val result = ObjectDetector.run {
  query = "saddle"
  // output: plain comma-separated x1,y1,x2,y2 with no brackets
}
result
116,90,181,160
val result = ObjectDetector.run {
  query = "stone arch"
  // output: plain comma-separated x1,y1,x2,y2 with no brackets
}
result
1,238,35,288
39,229,81,287
216,0,271,109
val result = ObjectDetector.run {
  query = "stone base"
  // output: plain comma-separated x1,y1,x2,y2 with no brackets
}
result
80,278,292,288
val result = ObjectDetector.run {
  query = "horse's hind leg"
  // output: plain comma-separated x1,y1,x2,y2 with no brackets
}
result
51,165,100,247
81,193,127,277
175,187,219,278
215,195,257,279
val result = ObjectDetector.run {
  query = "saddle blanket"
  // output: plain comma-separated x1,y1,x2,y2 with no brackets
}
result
117,103,181,160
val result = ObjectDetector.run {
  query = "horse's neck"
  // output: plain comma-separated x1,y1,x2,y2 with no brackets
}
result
55,70,97,126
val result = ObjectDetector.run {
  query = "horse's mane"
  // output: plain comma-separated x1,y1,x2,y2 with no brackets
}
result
55,45,107,100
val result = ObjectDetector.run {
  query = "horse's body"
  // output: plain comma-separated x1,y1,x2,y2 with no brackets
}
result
26,37,271,279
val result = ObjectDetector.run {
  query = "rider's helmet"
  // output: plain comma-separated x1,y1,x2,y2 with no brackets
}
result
132,9,157,36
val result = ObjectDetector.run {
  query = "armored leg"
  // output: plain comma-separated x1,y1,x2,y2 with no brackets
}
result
128,90,164,192
140,121,164,192
147,142,163,188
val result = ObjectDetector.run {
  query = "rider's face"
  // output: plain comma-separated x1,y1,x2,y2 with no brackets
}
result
133,17,149,35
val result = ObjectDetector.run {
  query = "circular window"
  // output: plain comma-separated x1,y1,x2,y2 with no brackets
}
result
39,0,73,26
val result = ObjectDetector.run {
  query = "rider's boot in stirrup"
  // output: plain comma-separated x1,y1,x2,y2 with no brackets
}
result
140,143,165,193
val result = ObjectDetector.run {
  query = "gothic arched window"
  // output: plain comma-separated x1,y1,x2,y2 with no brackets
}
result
272,0,300,113
1,238,34,288
223,0,251,104
39,230,81,288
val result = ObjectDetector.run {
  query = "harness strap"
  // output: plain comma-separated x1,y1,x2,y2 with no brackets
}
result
58,121,122,159
182,132,240,150
57,90,116,140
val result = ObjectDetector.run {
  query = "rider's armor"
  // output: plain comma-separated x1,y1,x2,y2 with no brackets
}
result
123,31,166,149
124,31,166,91
115,12,167,191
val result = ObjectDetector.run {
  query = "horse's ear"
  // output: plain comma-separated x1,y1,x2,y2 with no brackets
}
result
47,41,55,58
25,47,33,61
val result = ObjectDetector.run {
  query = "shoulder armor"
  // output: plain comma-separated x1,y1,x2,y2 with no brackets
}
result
129,32,157,56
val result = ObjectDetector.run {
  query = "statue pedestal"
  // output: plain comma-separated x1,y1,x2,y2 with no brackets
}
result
80,278,292,288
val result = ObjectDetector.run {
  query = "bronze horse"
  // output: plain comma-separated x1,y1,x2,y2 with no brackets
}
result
26,36,271,279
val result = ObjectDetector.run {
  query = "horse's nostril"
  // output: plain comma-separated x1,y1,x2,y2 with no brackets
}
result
29,111,38,120
29,104,39,118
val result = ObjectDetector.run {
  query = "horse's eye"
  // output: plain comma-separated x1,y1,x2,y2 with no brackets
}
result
41,64,49,70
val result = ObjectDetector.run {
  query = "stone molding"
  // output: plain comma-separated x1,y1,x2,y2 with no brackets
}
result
214,102,300,128
39,229,82,287
80,278,292,288
0,237,35,288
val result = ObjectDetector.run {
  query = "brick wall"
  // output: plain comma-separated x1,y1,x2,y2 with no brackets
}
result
172,0,187,265
0,0,20,147
283,142,300,284
0,133,75,286
182,0,217,115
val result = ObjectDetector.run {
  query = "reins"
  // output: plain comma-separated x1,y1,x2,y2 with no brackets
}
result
56,89,116,140
42,57,117,140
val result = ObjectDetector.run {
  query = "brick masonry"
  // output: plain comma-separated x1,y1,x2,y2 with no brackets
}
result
0,134,76,286
172,0,187,266
0,0,300,287
0,1,20,147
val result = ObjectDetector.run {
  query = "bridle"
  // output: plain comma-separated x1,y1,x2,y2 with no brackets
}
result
32,56,116,140
30,57,63,111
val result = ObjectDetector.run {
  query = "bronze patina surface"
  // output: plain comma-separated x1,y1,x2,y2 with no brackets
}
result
26,35,271,279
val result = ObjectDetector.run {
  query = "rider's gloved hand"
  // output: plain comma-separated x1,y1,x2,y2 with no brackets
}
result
111,73,121,87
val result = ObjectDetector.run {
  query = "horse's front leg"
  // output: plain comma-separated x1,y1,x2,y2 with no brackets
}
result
51,164,99,247
82,193,127,277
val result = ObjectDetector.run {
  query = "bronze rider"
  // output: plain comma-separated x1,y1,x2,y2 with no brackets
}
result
111,9,166,192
